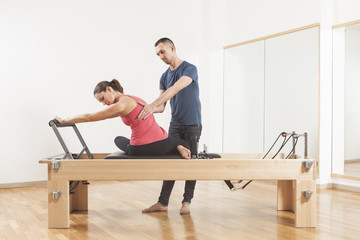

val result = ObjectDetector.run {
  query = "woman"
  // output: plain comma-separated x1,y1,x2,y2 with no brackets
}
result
54,79,191,159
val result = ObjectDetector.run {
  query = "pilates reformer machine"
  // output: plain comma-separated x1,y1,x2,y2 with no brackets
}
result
40,120,316,229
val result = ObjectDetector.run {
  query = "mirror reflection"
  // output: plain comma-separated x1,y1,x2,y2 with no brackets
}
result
223,26,319,161
344,22,360,178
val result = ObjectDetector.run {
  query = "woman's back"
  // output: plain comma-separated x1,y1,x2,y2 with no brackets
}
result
119,95,167,145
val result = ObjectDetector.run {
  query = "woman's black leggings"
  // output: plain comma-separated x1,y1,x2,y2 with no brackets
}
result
114,136,190,156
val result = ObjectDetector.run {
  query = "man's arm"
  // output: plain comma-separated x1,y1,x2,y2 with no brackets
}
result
137,76,192,120
152,90,166,113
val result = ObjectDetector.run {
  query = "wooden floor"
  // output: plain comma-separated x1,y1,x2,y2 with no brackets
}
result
1,180,360,240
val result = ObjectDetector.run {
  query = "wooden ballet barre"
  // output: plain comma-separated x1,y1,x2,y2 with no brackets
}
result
39,153,316,229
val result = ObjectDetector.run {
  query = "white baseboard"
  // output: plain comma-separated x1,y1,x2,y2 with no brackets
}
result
317,182,333,190
332,183,360,192
0,181,47,189
331,176,360,192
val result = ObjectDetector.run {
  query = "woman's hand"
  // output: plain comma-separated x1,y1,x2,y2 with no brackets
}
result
54,116,65,124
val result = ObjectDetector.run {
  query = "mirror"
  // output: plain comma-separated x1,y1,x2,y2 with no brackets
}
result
223,26,319,160
333,21,360,179
223,41,264,153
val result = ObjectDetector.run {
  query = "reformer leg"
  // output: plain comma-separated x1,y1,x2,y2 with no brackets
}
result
277,179,316,227
48,173,69,228
295,180,316,227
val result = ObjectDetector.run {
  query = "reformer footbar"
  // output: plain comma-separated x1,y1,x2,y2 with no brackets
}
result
225,131,308,191
49,119,93,194
49,120,93,160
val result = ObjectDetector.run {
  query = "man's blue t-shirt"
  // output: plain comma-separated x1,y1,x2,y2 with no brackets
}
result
160,61,202,126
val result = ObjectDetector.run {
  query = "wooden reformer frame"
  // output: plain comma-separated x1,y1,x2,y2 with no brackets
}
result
40,120,316,229
39,153,316,229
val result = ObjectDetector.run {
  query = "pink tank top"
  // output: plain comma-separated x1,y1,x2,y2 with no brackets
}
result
120,95,168,145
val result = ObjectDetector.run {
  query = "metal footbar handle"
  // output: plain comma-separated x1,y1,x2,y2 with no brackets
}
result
49,119,93,160
49,119,75,128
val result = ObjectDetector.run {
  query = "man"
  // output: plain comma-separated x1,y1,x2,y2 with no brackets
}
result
139,38,202,214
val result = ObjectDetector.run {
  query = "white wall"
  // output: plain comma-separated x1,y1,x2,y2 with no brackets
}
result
223,0,320,47
0,0,205,184
333,0,360,25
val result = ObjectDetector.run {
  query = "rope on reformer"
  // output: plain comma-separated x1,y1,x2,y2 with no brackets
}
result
228,131,304,191
285,136,299,159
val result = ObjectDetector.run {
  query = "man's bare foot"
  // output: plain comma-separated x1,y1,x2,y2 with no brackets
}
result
177,145,191,159
142,203,168,213
180,202,190,215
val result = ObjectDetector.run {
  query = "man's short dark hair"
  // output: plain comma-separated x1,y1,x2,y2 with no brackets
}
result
155,37,175,50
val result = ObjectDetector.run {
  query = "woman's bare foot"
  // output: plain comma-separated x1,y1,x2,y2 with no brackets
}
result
177,145,191,159
142,203,168,213
180,202,191,215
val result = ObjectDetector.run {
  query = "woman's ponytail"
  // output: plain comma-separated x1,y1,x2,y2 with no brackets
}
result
94,79,124,95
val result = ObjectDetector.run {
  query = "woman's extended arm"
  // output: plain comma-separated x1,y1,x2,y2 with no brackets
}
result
55,98,132,124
